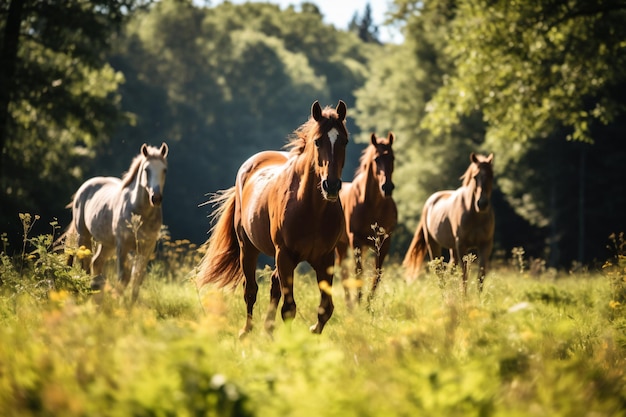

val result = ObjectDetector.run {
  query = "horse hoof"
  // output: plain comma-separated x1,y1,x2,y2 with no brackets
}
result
309,323,323,334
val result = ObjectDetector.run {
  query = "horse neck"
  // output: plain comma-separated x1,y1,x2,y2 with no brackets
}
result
128,172,155,214
355,162,380,204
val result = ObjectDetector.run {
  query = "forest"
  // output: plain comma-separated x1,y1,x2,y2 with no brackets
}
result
1,0,625,268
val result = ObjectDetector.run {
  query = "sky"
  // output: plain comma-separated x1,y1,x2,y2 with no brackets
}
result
212,0,402,43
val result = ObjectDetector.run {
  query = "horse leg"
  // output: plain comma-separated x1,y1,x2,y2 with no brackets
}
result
454,240,469,294
276,248,297,325
477,241,493,293
115,243,132,295
310,252,335,334
353,242,364,306
240,244,260,338
334,240,352,308
130,250,150,304
90,243,112,302
264,267,281,334
366,237,390,310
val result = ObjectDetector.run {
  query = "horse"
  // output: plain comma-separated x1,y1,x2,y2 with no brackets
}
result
198,100,348,337
64,142,169,302
403,152,494,293
335,132,397,309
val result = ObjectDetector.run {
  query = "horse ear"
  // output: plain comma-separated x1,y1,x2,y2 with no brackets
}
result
486,153,494,163
370,133,377,145
311,101,322,122
470,152,478,163
160,142,169,158
388,132,395,144
141,143,149,157
336,100,347,122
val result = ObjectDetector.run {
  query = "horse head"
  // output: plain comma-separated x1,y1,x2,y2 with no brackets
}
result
371,132,396,198
469,152,494,212
140,142,169,206
311,100,348,201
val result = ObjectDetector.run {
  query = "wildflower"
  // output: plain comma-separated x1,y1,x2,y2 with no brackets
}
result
318,280,332,295
609,300,621,309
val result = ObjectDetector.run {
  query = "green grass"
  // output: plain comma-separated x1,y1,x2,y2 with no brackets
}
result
1,242,626,416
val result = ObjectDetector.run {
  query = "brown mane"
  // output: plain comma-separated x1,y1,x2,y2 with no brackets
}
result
460,156,493,187
284,105,348,193
354,143,378,178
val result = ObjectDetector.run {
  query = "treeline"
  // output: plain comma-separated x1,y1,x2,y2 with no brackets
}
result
1,0,625,268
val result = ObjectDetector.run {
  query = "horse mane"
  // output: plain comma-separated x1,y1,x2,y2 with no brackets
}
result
121,145,167,188
460,156,493,187
284,105,348,176
354,143,378,178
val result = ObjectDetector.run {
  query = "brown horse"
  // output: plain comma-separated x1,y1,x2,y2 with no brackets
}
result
403,152,494,293
336,132,397,308
198,100,348,336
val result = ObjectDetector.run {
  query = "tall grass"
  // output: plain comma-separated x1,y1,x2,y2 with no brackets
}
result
1,224,625,416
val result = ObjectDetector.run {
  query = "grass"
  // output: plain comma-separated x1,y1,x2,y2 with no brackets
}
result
1,228,625,416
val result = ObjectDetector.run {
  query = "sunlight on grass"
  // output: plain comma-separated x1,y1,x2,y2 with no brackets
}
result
1,231,626,416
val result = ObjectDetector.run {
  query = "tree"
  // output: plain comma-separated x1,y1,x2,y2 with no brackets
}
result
349,3,381,44
0,0,147,244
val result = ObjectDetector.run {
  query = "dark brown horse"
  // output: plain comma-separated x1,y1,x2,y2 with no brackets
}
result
403,153,494,293
198,100,348,336
335,132,397,308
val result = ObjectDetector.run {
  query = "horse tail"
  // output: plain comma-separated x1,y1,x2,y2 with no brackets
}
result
197,187,243,290
402,209,429,280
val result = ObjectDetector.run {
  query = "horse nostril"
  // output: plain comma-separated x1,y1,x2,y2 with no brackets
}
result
382,182,395,196
151,194,163,206
323,179,342,195
478,199,489,210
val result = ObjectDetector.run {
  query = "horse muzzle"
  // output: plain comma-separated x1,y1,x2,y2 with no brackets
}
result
477,198,490,211
150,192,163,206
382,182,395,197
322,178,342,201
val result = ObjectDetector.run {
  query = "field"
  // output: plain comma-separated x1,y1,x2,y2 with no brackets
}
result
1,228,625,416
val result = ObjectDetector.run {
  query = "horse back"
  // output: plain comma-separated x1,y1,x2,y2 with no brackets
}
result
72,177,122,244
236,151,290,256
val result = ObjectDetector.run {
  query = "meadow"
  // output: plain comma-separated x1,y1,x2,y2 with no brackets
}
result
0,222,625,416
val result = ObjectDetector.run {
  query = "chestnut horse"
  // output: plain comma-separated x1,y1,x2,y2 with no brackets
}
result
198,100,348,336
403,153,494,293
65,143,169,302
335,132,397,309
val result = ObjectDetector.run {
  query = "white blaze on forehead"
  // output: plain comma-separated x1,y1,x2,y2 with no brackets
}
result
328,128,339,156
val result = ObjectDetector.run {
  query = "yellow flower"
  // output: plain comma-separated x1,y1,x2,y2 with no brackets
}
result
76,246,92,259
609,300,621,309
318,280,333,295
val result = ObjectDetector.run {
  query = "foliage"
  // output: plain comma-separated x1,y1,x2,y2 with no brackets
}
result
101,0,371,244
0,0,150,244
0,232,625,416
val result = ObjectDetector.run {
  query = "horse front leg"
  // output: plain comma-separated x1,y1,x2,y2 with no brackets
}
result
263,267,281,335
310,252,335,334
454,241,469,294
477,241,493,293
367,238,390,311
130,251,150,304
115,244,132,296
275,249,297,326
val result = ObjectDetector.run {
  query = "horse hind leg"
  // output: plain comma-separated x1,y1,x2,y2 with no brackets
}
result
263,268,281,334
240,243,260,338
90,243,113,302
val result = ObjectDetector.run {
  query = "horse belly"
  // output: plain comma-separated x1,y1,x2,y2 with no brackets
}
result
238,164,282,256
79,180,119,246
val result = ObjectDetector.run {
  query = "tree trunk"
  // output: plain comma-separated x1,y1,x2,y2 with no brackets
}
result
0,0,25,183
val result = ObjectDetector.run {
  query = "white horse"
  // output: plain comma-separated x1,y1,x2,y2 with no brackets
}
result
65,143,168,301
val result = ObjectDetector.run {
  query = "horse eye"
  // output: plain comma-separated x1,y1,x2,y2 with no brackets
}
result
314,138,321,148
